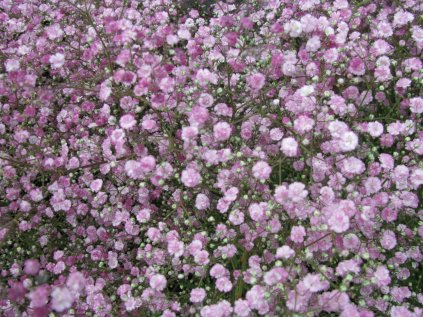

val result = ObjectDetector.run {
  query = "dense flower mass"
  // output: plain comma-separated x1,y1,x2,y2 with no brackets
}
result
0,0,422,316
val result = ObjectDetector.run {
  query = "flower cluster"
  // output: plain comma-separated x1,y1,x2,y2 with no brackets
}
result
0,0,422,316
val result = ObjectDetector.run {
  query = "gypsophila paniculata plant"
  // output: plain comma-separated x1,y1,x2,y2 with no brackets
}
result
0,0,422,316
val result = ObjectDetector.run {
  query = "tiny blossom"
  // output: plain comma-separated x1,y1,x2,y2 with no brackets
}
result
276,245,295,259
51,287,73,312
328,211,350,233
381,230,397,250
125,160,143,179
198,93,214,108
24,259,40,275
252,161,272,180
136,208,151,223
281,137,299,157
90,179,103,192
339,131,359,152
28,285,50,308
181,126,199,142
284,20,302,37
190,288,206,303
234,299,251,317
409,97,423,114
248,203,267,222
119,114,137,129
216,277,233,293
49,53,65,69
348,57,366,76
374,266,391,287
367,122,384,138
213,122,232,141
303,273,328,292
246,73,266,91
181,168,202,187
5,59,20,72
290,226,306,243
364,177,382,195
195,193,210,210
167,239,184,258
150,274,167,291
66,272,85,293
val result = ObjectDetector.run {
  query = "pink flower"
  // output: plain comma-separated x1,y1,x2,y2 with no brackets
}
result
367,122,384,137
348,57,365,76
195,193,210,210
136,208,151,223
29,188,43,202
5,59,20,72
324,48,339,63
167,239,184,257
364,177,382,195
246,285,266,311
306,36,321,52
336,259,361,276
24,259,40,275
210,264,228,279
189,106,209,126
234,299,251,317
290,226,306,243
342,157,365,175
288,182,308,202
28,285,50,308
381,230,397,250
374,265,391,287
90,179,103,192
216,277,232,293
190,288,206,303
328,211,350,233
248,203,267,222
294,115,315,134
159,77,175,93
246,73,266,91
181,168,202,187
276,245,295,259
194,250,210,265
198,93,214,108
49,53,65,69
263,268,286,285
200,300,232,317
281,137,299,157
284,20,302,37
66,272,85,293
99,78,112,101
393,11,414,27
213,122,232,141
229,210,244,225
303,273,329,292
120,114,137,129
125,160,143,179
46,24,63,40
252,161,272,180
150,274,167,291
140,155,156,172
409,97,423,114
196,69,218,86
339,131,358,152
181,126,198,141
111,128,125,144
51,287,73,312
391,306,414,317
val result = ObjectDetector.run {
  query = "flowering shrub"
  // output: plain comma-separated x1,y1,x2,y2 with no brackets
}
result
0,0,422,316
